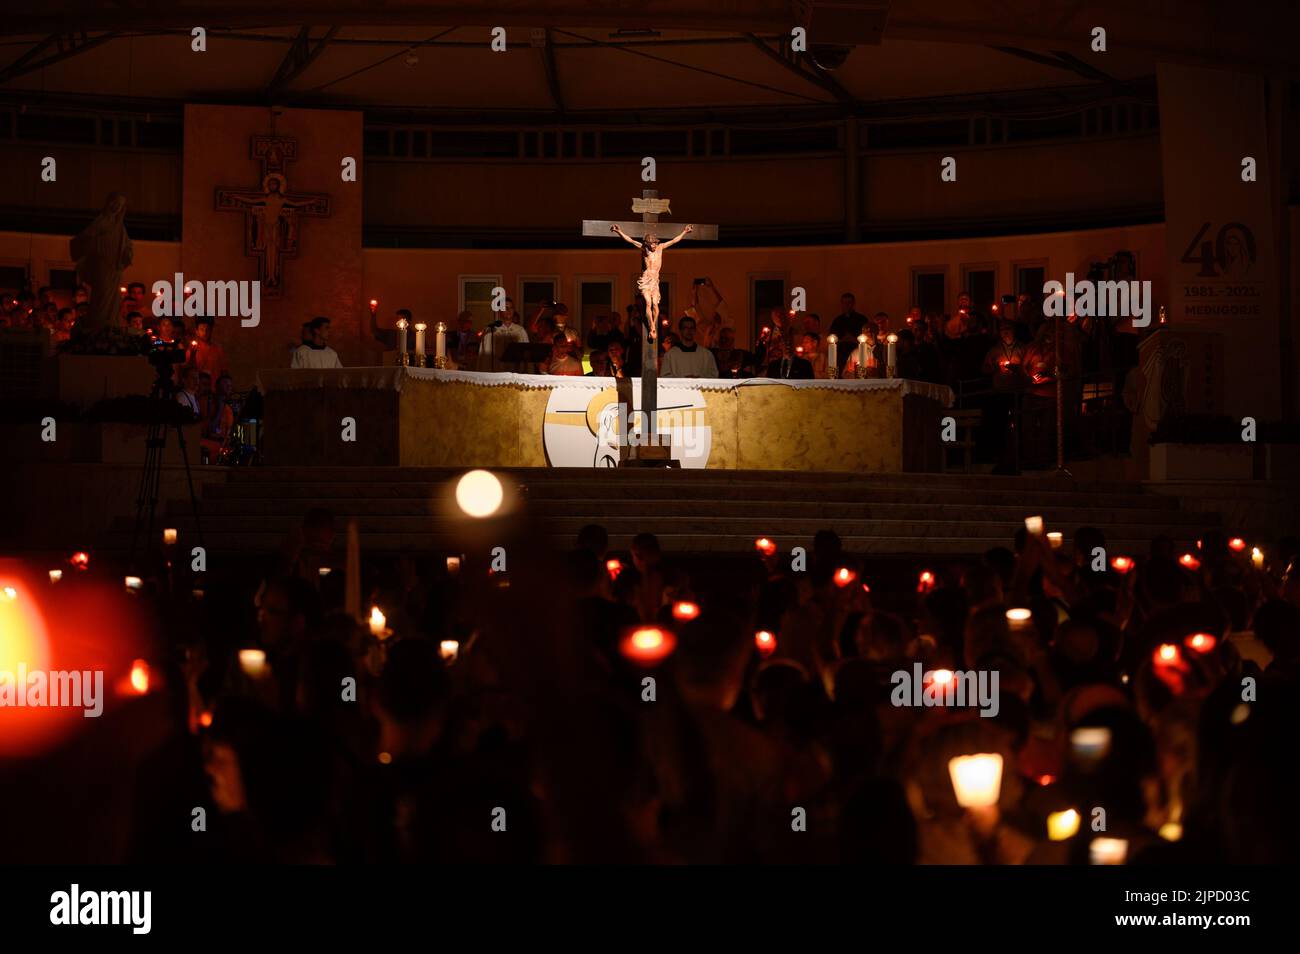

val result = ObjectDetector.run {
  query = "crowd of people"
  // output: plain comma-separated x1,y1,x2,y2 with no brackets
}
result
21,508,1293,864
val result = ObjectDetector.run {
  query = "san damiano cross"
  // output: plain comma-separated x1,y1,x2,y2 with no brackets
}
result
215,136,331,296
582,189,717,462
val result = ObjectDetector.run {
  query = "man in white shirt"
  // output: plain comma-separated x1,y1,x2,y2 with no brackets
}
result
291,316,343,369
175,366,201,417
477,307,529,371
660,316,718,378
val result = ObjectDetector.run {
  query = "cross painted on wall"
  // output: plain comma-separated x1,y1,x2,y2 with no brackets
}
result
215,136,331,296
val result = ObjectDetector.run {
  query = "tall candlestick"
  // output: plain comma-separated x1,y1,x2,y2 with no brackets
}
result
886,333,898,378
826,334,838,377
414,322,427,360
856,334,868,375
396,318,408,355
435,321,447,366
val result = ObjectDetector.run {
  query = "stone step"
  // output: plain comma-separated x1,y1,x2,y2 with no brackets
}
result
201,480,1181,510
180,496,1209,525
98,529,1197,556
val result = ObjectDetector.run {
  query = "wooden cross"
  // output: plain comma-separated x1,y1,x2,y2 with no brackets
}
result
582,189,717,464
215,136,331,297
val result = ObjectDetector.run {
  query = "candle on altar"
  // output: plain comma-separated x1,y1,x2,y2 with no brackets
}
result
162,527,178,546
886,333,898,377
413,322,427,357
824,334,838,373
856,333,868,370
948,753,1003,808
435,322,447,361
396,318,409,354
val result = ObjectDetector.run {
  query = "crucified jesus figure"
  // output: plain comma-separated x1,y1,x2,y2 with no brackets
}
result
612,223,693,340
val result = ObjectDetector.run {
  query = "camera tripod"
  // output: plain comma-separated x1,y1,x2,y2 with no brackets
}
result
129,371,205,569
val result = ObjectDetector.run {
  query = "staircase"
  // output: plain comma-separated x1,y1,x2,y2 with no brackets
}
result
101,467,1223,558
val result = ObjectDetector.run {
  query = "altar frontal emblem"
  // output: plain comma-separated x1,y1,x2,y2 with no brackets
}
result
543,383,711,468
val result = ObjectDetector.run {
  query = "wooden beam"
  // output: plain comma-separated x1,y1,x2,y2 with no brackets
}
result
744,32,854,104
266,25,338,98
0,32,117,85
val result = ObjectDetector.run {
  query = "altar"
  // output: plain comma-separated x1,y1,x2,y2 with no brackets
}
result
256,367,953,473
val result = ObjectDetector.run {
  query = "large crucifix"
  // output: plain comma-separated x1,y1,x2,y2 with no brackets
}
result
582,188,717,463
215,136,331,297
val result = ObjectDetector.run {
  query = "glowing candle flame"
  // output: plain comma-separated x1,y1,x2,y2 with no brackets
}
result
754,630,777,657
238,649,268,678
1185,632,1217,653
1179,553,1200,571
620,626,676,666
754,537,777,557
1228,537,1246,552
605,558,623,580
1047,809,1081,841
1251,547,1264,570
1110,556,1133,574
948,753,1003,809
439,640,460,661
71,551,90,571
368,606,387,639
48,570,63,584
671,601,700,621
1089,837,1128,865
162,528,178,545
833,566,857,587
1157,643,1180,664
128,659,150,694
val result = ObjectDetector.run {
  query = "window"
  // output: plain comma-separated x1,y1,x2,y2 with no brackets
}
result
575,276,617,343
518,277,560,323
749,275,787,343
459,275,503,329
1013,261,1048,299
961,264,998,315
911,267,947,317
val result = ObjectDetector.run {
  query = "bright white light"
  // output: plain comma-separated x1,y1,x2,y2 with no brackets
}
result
455,470,504,518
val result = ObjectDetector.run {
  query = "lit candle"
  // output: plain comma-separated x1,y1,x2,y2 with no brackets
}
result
71,551,90,571
446,555,462,576
948,753,1003,809
916,569,935,594
826,334,837,373
368,606,388,639
439,640,460,661
1047,531,1063,550
754,630,777,657
1047,808,1080,841
1024,516,1043,536
396,318,409,355
833,566,857,588
671,600,700,621
1179,552,1201,571
238,648,268,678
124,575,143,592
1251,547,1264,570
1005,607,1032,634
620,626,676,666
1185,632,1217,653
414,322,427,357
754,537,777,557
319,567,332,577
1110,555,1133,574
128,659,150,694
48,569,63,583
370,299,378,311
604,558,622,580
435,322,447,361
162,527,178,546
1228,537,1246,552
856,333,868,371
1089,837,1128,865
886,333,898,378
1070,726,1112,761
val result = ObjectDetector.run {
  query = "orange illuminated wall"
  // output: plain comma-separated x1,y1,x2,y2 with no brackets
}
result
180,104,363,386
